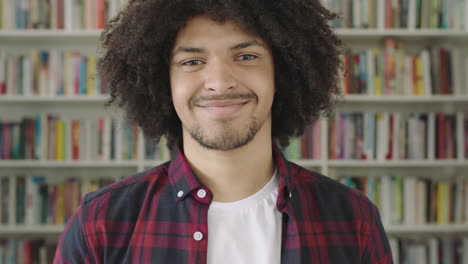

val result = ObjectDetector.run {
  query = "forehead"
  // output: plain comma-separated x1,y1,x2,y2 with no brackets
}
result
172,15,266,48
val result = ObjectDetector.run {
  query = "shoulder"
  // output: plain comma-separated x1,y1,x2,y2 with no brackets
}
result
67,162,172,257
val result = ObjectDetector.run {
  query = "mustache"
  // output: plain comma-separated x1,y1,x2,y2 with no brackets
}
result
191,93,257,105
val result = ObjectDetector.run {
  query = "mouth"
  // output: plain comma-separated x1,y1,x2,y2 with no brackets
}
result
197,99,250,108
197,100,250,117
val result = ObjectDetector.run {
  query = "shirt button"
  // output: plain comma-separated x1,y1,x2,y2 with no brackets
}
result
193,231,203,241
289,192,293,198
177,190,184,198
197,189,207,198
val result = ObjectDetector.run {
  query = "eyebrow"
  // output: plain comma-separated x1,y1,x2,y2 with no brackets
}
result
172,40,266,57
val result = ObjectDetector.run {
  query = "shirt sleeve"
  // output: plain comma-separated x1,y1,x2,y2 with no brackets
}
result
53,204,94,264
361,204,394,264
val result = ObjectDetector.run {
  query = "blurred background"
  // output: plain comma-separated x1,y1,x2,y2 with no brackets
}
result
0,0,467,263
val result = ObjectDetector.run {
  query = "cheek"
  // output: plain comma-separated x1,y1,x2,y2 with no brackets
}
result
251,74,275,103
170,71,189,109
171,88,190,115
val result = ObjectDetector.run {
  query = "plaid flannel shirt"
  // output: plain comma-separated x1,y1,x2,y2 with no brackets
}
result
54,145,393,264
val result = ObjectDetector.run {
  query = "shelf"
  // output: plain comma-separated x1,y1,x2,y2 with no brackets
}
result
0,225,64,235
0,95,109,103
0,160,139,168
2,95,467,104
0,224,466,236
341,95,468,103
0,29,102,42
1,160,466,168
327,160,468,168
385,224,468,235
335,29,468,40
0,29,102,37
1,29,468,42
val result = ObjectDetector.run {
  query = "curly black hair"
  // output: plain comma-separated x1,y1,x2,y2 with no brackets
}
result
98,0,343,149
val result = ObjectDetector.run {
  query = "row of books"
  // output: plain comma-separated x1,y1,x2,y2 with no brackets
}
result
2,43,467,97
0,0,124,30
341,39,468,95
1,116,136,161
263,111,468,161
0,174,117,225
3,112,467,162
328,112,467,161
0,50,107,96
338,175,468,226
390,237,468,264
0,115,171,161
0,170,466,227
2,0,468,31
0,239,56,264
323,0,468,30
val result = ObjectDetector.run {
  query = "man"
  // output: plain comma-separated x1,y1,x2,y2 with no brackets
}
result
54,0,393,263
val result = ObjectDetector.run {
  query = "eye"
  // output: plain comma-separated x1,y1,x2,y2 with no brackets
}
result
237,54,258,61
181,59,204,66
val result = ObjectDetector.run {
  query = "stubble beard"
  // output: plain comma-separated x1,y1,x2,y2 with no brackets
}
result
189,116,262,151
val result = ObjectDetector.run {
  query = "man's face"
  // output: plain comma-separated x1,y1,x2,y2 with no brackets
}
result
169,15,275,151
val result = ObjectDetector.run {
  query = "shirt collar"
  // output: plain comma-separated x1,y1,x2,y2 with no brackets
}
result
167,144,296,210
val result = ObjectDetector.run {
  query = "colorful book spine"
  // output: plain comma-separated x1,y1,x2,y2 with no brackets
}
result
340,41,465,96
0,50,108,97
1,0,123,30
340,175,468,226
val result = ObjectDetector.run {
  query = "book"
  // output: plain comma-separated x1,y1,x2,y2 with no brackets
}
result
339,174,468,225
0,50,108,97
0,116,145,162
0,0,122,30
0,239,56,263
327,111,462,161
339,40,466,96
325,0,466,29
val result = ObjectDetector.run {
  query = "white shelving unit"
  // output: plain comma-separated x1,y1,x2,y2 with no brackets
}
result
2,28,467,40
342,95,468,103
0,29,102,37
0,95,109,103
385,224,468,235
0,160,141,168
3,94,468,103
335,29,468,40
2,223,467,236
324,160,468,168
1,26,468,238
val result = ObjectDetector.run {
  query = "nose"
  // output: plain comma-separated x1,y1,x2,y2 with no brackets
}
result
203,58,238,93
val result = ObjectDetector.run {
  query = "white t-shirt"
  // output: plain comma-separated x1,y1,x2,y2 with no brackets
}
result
207,169,282,264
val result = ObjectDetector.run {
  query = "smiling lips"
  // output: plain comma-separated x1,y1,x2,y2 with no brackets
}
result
197,99,250,116
198,99,249,107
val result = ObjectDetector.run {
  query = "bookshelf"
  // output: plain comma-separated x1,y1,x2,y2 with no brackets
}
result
336,29,468,40
0,95,109,103
1,33,468,253
1,0,468,262
2,30,468,230
0,160,142,168
0,223,466,237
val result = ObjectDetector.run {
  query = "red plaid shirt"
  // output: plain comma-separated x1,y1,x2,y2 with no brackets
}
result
54,145,393,263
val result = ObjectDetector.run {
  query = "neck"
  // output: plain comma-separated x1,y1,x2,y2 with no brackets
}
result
182,123,275,203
